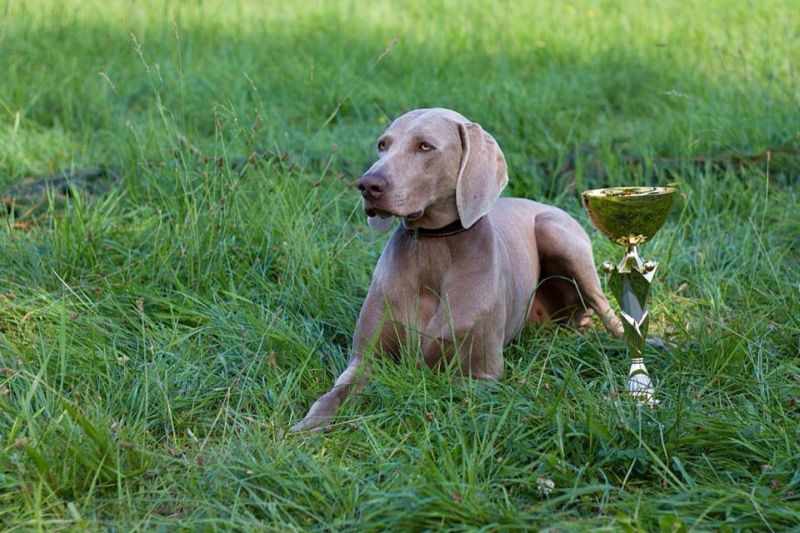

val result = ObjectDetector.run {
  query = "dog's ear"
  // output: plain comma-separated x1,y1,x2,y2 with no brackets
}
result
455,122,508,228
367,214,395,232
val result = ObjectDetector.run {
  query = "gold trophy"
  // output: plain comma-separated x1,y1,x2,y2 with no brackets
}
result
581,186,677,405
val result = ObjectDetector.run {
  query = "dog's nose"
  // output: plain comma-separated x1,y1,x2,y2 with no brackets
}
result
356,173,388,200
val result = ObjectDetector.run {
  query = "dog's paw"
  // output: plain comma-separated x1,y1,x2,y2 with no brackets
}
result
287,394,340,435
288,416,330,435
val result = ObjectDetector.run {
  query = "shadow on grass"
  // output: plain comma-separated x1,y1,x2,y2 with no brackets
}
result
2,6,798,196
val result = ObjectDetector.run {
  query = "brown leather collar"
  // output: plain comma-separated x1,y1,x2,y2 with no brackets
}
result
404,218,470,238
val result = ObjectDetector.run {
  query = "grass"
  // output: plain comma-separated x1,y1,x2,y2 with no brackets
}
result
1,0,799,529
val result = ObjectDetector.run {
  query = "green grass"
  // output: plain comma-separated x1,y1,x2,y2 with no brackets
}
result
1,0,799,529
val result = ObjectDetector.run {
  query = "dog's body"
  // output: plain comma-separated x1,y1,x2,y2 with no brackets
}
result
291,108,622,432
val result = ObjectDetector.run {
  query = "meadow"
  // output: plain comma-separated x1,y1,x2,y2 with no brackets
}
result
1,0,798,529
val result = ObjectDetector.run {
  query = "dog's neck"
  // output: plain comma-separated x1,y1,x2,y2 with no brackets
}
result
403,216,485,239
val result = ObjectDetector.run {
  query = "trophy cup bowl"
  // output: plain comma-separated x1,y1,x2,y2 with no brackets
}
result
581,186,677,405
582,186,676,247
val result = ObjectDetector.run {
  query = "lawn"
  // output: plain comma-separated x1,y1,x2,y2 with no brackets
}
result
1,0,799,529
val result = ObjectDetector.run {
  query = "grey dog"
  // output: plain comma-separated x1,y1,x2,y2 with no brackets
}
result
291,108,623,433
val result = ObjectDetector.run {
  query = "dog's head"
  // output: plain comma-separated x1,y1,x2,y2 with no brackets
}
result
356,108,508,232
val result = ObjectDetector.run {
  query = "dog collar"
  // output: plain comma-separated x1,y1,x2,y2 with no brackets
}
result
404,218,470,238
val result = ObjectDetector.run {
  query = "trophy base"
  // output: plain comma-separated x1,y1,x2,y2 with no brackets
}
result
627,358,659,407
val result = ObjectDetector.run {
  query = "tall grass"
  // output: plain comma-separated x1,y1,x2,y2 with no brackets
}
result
1,0,798,529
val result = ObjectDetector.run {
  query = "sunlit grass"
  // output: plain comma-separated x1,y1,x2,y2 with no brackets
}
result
0,0,798,529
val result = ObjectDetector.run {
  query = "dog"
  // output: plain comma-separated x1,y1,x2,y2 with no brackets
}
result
290,108,623,432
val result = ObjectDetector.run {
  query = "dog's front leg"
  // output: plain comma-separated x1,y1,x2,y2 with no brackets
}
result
289,286,396,433
288,355,367,433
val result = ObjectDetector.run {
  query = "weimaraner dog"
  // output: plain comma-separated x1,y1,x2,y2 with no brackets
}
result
291,108,623,433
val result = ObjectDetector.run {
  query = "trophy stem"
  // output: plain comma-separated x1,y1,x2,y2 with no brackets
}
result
606,245,659,406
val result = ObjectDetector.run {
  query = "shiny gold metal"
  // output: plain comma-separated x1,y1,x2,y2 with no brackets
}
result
581,186,676,406
582,187,676,247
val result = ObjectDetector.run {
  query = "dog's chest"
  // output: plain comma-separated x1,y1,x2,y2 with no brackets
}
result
378,236,452,326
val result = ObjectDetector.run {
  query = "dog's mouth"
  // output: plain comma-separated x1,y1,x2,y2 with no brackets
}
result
365,207,424,221
365,207,391,218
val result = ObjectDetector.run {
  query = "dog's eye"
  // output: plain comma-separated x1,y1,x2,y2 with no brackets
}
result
417,141,434,152
377,139,386,152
